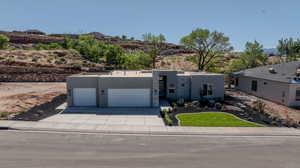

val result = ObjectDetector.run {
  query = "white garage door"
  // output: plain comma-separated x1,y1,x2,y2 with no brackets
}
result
73,88,96,106
108,89,151,107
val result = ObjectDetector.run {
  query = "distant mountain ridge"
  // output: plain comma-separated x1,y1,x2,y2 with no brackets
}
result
263,48,279,55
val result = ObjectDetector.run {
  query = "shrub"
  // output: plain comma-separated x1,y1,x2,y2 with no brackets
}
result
0,112,9,119
105,44,124,66
34,43,49,50
253,100,266,113
162,109,173,126
203,106,209,111
172,102,177,110
0,34,9,49
48,43,62,49
31,56,39,62
47,58,53,63
215,102,222,110
118,52,152,69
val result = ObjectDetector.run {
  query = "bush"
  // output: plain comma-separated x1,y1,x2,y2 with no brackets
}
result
48,43,62,49
105,44,124,66
253,100,266,114
0,112,9,119
172,102,177,110
32,56,39,62
0,34,9,49
162,109,173,126
118,52,151,69
34,43,49,50
215,102,222,110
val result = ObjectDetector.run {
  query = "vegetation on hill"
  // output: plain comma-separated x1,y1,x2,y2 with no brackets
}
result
1,29,300,74
0,34,9,49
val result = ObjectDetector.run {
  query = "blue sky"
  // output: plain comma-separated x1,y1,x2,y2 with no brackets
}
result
0,0,299,51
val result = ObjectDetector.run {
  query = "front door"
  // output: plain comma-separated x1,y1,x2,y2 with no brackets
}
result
159,76,167,98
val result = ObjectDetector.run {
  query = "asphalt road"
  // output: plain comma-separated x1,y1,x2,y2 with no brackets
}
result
1,131,300,168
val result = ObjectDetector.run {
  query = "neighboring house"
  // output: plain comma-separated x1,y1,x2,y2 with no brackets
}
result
67,70,224,107
231,61,300,107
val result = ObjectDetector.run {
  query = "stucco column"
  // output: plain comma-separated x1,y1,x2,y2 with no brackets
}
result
152,71,159,107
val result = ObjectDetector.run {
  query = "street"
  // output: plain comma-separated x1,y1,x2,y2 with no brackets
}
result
0,131,300,168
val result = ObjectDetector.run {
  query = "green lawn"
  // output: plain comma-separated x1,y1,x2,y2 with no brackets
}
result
177,112,263,127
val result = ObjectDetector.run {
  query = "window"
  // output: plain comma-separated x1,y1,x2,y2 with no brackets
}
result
296,88,300,101
251,80,257,92
169,89,175,93
264,82,268,85
181,83,185,87
235,78,239,87
203,84,213,96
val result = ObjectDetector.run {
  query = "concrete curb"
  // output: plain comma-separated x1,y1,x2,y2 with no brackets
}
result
1,120,300,136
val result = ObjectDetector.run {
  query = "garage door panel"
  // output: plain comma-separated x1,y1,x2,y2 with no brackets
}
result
108,89,150,107
73,88,96,106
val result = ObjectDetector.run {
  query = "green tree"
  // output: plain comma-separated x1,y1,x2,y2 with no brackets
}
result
0,34,10,49
229,41,268,72
34,43,49,50
61,38,75,49
142,33,166,68
74,35,106,62
121,35,127,40
119,52,152,69
105,44,124,67
48,43,62,49
180,28,233,71
277,38,300,62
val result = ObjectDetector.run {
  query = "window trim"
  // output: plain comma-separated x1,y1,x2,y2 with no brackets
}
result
235,77,239,87
295,88,300,101
251,80,257,92
202,83,213,97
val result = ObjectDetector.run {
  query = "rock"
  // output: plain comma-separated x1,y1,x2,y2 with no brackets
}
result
177,98,185,106
191,101,199,107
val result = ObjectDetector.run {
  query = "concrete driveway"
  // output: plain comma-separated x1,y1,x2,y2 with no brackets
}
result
41,107,165,127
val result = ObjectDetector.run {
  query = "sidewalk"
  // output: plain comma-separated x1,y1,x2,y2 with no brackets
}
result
1,120,300,136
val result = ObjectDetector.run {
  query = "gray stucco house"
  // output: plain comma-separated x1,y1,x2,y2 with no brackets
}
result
231,61,300,107
67,70,224,107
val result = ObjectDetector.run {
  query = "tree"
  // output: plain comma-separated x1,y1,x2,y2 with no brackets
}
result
104,44,124,67
277,38,300,62
121,35,127,40
229,41,268,72
48,43,62,49
142,33,166,68
73,35,107,63
180,28,233,71
119,52,152,70
0,34,9,49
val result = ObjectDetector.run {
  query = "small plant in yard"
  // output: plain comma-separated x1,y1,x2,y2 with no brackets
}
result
215,102,222,110
162,109,173,126
203,106,209,111
172,102,177,110
0,112,9,119
253,100,266,113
